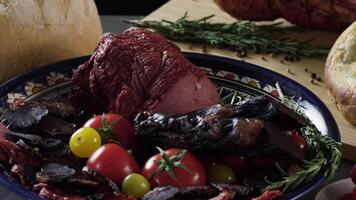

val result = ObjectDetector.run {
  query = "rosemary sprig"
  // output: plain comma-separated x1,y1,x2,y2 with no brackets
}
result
264,125,341,192
300,126,341,182
263,83,341,192
264,151,325,192
220,90,247,104
126,13,330,58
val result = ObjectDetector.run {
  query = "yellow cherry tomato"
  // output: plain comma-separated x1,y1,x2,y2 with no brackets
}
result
122,173,151,198
208,163,236,184
69,127,101,158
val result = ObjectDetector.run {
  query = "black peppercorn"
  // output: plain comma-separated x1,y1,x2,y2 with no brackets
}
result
236,49,247,57
202,46,208,53
311,73,317,79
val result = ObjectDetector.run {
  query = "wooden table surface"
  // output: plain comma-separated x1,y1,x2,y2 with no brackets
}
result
143,0,356,161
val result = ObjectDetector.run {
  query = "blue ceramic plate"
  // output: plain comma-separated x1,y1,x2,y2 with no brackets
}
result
0,52,340,200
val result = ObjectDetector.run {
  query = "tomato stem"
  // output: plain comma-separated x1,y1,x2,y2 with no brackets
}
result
149,147,193,182
96,113,121,144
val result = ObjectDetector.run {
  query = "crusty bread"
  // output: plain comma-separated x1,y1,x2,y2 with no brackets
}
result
0,0,102,83
325,22,356,125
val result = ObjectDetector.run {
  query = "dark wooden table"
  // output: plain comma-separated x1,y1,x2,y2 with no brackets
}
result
0,15,354,200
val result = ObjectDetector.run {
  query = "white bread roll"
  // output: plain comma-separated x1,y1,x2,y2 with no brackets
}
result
325,22,356,125
0,0,102,83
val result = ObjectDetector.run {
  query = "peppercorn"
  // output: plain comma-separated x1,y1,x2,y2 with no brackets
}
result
236,49,247,57
311,73,317,79
202,46,208,53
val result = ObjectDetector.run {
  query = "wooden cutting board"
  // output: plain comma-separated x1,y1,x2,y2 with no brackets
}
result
143,0,356,161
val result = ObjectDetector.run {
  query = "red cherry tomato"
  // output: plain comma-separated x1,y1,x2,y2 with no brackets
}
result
222,155,248,175
86,143,140,184
288,134,308,155
142,148,206,188
351,165,356,185
337,193,353,200
84,114,136,150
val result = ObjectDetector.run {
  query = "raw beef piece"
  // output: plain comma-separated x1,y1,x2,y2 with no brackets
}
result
72,28,220,119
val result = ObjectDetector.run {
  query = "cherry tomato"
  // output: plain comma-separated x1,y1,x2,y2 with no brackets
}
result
122,173,151,198
142,148,206,188
84,114,136,150
337,193,353,200
222,155,247,175
69,127,101,158
288,134,308,155
87,143,140,183
351,164,356,184
207,164,236,184
249,157,276,170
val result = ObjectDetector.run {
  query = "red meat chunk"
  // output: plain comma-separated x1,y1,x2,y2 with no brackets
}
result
72,28,220,119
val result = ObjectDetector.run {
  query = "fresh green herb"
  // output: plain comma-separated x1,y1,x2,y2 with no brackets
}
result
220,90,247,104
299,126,341,183
276,83,305,116
125,13,330,58
264,151,325,192
263,83,341,192
264,125,341,192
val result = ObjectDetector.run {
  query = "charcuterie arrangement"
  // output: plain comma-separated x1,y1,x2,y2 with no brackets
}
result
0,28,341,200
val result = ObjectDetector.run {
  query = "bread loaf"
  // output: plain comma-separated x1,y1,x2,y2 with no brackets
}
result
0,0,102,83
214,0,356,31
325,22,356,125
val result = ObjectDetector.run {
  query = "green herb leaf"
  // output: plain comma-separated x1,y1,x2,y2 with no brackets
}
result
125,13,330,58
262,83,341,192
